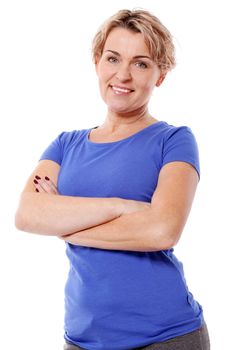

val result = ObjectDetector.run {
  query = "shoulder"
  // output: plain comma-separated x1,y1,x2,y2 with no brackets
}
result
57,128,86,143
158,121,200,178
55,127,90,149
157,121,198,148
158,121,195,139
39,127,90,164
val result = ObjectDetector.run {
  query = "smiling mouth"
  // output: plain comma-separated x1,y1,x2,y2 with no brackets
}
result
110,85,134,95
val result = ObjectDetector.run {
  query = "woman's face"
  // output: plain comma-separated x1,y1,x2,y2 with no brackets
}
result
95,27,165,115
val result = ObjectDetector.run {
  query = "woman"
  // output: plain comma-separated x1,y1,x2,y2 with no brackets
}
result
15,9,210,350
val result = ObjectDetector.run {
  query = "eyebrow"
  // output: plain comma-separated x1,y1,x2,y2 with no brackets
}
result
104,49,152,60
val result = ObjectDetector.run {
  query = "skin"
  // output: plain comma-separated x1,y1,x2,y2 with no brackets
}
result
93,27,166,136
15,160,150,236
15,27,199,251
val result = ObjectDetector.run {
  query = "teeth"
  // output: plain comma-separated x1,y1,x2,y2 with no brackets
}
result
111,86,132,93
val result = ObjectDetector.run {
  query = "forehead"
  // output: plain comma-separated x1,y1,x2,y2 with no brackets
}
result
103,27,150,57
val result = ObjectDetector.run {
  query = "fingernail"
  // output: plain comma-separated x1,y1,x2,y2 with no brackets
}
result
35,188,39,192
45,176,50,181
35,175,41,180
33,179,38,184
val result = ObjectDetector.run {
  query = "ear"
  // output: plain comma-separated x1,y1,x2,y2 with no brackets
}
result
156,73,167,87
94,54,101,74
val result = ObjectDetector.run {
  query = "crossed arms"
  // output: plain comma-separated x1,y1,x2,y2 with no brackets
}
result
15,159,199,252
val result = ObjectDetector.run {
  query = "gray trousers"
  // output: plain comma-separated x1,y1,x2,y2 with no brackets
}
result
64,322,210,350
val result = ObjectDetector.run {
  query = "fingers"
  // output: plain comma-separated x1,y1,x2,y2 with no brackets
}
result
44,176,59,194
33,175,59,194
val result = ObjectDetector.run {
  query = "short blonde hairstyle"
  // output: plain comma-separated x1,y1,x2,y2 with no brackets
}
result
92,9,176,73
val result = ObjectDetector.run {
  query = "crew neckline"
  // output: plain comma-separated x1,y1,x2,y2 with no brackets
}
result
86,121,165,145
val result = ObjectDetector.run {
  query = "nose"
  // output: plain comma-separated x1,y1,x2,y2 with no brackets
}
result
116,63,132,82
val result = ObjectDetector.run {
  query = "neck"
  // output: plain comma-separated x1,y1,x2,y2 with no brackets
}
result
100,107,156,133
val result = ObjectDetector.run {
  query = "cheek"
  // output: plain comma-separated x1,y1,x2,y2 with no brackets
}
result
138,68,160,91
133,70,157,91
97,62,114,82
137,79,155,95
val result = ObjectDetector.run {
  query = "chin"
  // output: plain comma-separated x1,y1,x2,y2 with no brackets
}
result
107,101,135,114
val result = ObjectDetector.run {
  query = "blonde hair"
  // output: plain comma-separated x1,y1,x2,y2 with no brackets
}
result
92,9,176,73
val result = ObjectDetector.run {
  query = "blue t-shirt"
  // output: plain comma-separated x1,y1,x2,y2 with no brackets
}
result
40,121,203,350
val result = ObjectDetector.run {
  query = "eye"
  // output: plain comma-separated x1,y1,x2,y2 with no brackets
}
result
135,61,148,69
107,56,118,64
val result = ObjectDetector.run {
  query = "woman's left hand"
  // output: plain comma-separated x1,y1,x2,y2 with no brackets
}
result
33,175,59,195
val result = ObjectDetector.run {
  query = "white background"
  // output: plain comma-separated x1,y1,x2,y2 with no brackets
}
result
0,1,232,349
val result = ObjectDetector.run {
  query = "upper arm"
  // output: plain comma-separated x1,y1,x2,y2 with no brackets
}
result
22,130,67,193
150,161,199,246
22,160,60,193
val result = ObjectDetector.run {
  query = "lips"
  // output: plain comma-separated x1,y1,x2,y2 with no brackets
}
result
110,84,134,94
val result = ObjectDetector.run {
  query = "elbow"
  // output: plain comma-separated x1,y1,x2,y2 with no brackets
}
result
15,193,40,234
162,228,182,250
160,235,179,250
154,236,177,251
15,199,35,233
150,223,182,251
15,209,28,232
15,202,59,236
15,193,32,232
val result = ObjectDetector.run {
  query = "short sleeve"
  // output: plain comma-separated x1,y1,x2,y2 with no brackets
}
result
39,132,66,165
162,126,200,179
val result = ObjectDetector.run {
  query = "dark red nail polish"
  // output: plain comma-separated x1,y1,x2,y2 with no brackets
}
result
33,179,38,184
45,176,50,181
35,188,39,192
35,175,41,180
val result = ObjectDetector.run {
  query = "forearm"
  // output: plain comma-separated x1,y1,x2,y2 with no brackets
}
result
15,192,123,236
61,207,172,252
